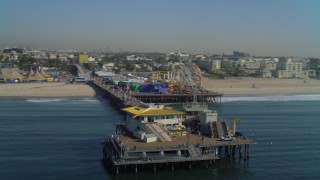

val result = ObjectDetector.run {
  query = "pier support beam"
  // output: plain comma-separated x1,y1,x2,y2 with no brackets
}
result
229,146,232,161
244,145,247,161
232,146,236,160
103,149,106,160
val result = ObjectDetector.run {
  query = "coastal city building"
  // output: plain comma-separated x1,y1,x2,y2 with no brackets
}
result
79,53,89,64
260,59,277,71
220,59,234,69
1,47,319,84
195,59,221,72
275,58,308,78
238,59,260,70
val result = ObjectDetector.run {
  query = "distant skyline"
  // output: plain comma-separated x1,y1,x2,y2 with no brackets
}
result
1,0,320,57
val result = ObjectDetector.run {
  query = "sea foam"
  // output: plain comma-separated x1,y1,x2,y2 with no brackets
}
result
223,94,320,102
26,98,65,103
26,98,99,103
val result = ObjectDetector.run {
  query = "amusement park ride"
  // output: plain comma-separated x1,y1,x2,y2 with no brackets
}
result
150,63,202,94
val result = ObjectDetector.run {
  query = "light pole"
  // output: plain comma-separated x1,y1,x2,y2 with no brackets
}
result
157,137,159,149
120,144,122,159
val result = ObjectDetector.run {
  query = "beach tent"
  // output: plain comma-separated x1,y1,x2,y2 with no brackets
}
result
139,83,154,92
39,69,51,78
27,69,46,81
0,68,24,83
130,82,141,92
157,87,169,94
39,69,53,82
26,68,34,77
151,82,169,93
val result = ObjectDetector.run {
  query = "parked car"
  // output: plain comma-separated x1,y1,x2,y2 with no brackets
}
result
220,135,235,141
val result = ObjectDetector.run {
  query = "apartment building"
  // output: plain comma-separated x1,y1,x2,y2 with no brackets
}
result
275,58,308,78
195,59,221,72
260,59,277,70
78,53,88,64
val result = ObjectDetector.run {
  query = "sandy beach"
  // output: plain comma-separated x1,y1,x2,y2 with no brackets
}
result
1,78,320,97
0,82,96,97
202,77,320,95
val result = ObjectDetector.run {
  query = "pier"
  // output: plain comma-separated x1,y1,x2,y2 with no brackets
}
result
90,78,223,107
131,91,222,103
91,77,257,174
100,103,256,174
90,79,146,107
88,71,256,174
101,128,255,174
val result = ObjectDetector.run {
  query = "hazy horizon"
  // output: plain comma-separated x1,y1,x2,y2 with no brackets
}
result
1,0,320,57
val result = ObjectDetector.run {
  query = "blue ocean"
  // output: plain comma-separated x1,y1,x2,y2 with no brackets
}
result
1,94,320,180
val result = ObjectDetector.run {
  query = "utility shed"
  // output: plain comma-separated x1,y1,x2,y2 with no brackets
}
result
199,110,218,124
143,134,157,143
134,130,146,140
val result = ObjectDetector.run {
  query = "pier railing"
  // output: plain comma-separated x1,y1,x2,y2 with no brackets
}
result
91,78,145,107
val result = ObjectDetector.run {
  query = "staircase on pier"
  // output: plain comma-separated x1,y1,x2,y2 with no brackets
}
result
210,121,228,138
210,122,219,138
216,121,228,138
146,123,173,142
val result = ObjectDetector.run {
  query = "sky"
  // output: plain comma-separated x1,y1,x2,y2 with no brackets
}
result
1,0,320,57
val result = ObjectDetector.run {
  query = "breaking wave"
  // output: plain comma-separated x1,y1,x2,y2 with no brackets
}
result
222,94,320,102
26,98,65,103
26,98,99,103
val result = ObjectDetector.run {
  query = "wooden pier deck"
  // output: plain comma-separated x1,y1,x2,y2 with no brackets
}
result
101,131,256,173
131,91,223,103
90,79,146,107
113,133,255,152
90,78,223,107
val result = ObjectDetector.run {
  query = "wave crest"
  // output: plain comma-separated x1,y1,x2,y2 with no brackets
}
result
222,94,320,102
26,98,65,103
26,98,99,103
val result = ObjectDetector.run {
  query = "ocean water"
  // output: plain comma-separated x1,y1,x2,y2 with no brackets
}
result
0,95,320,179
